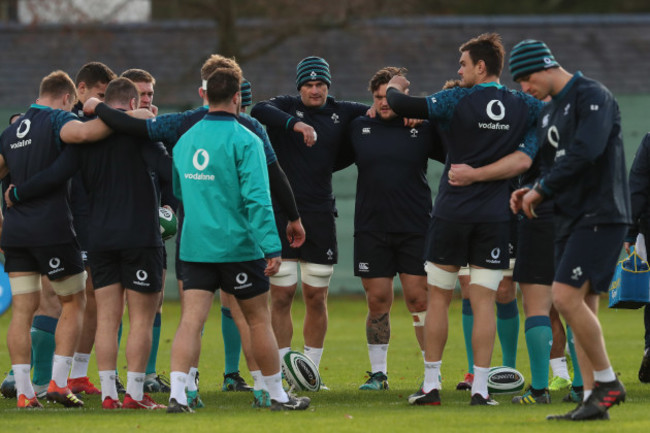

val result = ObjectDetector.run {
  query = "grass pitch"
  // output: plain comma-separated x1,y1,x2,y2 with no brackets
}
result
1,295,649,432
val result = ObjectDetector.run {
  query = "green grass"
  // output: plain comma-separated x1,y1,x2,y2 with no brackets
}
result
1,295,649,432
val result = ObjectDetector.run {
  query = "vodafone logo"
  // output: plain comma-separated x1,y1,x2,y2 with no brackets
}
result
16,119,31,138
236,273,248,285
192,149,209,171
136,270,148,281
491,248,501,259
49,258,61,268
547,126,560,148
486,100,505,121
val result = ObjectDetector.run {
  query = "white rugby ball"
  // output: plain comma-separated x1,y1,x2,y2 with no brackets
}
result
487,366,525,395
281,350,321,392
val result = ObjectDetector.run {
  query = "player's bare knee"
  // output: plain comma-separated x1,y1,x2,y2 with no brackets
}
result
300,262,333,288
367,296,391,315
303,287,328,310
425,261,458,290
406,297,427,313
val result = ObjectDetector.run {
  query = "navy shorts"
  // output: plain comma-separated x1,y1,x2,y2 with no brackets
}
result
554,224,626,294
354,231,426,278
513,210,555,285
425,217,510,269
276,211,338,265
4,241,84,280
89,247,164,293
181,259,269,300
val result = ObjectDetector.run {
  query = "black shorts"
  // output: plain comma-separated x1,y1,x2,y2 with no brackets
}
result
4,241,84,280
554,224,626,294
181,259,269,300
276,211,338,265
354,232,426,278
425,217,510,269
513,213,555,285
89,247,164,293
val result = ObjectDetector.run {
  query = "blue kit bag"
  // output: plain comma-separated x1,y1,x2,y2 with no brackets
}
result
608,250,650,309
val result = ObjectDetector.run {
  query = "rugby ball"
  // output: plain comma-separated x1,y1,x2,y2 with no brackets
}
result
159,207,177,241
281,350,321,392
487,366,525,395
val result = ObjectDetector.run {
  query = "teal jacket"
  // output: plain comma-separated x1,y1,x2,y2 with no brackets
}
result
172,111,281,262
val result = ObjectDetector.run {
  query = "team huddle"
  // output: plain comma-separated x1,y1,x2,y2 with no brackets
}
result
0,32,633,421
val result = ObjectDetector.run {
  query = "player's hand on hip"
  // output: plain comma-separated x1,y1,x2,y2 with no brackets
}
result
294,122,317,147
265,256,282,276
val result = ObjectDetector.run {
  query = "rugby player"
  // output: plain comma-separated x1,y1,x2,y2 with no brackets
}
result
339,66,445,390
67,62,117,397
386,33,541,406
0,70,113,408
120,68,172,394
626,132,650,384
251,56,369,375
510,39,631,421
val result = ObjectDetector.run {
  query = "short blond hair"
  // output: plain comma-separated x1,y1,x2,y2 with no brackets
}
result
40,70,78,102
200,54,242,81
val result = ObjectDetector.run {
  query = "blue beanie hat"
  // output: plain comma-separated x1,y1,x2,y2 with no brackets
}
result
509,39,560,81
240,79,252,107
296,56,331,90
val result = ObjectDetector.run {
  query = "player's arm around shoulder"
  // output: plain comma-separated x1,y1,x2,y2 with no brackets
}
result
59,117,111,144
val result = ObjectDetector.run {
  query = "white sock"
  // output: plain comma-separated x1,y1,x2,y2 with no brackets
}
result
278,347,291,364
422,360,441,393
126,371,145,401
12,364,35,399
250,370,265,391
471,366,490,399
550,357,570,380
169,371,188,405
263,371,287,402
52,354,72,388
303,346,323,368
187,367,198,392
584,389,593,401
367,344,388,374
593,367,617,383
99,370,118,400
69,352,91,379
